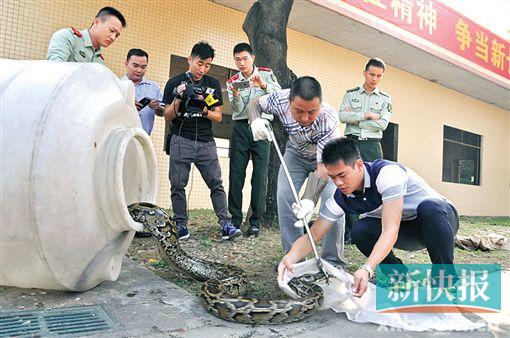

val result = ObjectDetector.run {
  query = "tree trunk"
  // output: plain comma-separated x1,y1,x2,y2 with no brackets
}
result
243,0,297,227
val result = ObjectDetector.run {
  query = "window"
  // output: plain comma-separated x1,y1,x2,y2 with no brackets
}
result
442,125,481,185
164,55,237,153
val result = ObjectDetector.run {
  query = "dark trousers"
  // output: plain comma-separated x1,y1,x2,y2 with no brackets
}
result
345,138,383,240
228,120,270,228
169,135,229,226
351,199,459,273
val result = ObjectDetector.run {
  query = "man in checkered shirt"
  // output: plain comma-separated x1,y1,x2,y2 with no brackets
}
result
247,76,345,267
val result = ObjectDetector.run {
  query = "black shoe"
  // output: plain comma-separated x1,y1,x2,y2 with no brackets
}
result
246,225,260,237
176,224,190,241
135,231,152,238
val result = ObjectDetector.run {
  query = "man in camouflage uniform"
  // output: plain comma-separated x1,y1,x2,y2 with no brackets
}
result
46,6,126,64
226,43,281,236
339,57,392,243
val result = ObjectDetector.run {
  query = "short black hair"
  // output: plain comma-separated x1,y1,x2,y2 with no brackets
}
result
127,48,148,61
96,7,126,27
233,43,253,56
289,76,322,102
322,138,361,167
191,41,215,60
364,58,385,71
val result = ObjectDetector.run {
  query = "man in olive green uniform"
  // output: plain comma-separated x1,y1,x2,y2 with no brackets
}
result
339,57,392,243
46,6,126,64
226,43,281,236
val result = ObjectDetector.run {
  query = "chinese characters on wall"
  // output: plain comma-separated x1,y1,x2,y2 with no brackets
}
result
342,0,509,78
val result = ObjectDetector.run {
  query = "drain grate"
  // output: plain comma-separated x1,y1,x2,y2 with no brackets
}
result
0,313,39,337
0,305,117,337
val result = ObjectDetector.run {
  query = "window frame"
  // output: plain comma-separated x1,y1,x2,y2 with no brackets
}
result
442,125,482,186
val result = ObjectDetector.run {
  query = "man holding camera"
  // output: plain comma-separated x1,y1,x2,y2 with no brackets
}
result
121,48,163,135
226,43,281,236
163,41,240,241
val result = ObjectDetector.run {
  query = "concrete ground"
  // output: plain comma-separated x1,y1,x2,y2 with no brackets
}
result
0,258,497,338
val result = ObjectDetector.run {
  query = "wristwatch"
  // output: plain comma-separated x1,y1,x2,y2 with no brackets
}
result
360,264,374,278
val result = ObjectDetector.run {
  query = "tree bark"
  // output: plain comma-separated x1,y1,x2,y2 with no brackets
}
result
243,0,297,227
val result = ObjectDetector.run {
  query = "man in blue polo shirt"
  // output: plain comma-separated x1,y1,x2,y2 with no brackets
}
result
122,48,163,135
278,137,459,298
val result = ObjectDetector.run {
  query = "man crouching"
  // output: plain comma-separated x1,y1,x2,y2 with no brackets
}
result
278,137,459,297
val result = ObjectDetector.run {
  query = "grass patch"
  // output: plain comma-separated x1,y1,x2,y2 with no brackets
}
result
126,210,510,298
150,259,169,269
460,216,510,227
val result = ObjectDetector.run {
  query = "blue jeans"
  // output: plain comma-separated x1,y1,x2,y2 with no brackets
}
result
352,198,459,272
277,145,345,267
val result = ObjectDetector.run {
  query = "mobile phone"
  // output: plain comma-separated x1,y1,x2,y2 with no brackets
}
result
139,97,151,108
232,80,250,90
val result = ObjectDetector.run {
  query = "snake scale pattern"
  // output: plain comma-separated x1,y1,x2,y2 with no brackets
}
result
128,202,325,325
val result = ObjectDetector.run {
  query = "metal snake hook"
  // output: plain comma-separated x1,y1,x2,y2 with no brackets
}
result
265,122,330,283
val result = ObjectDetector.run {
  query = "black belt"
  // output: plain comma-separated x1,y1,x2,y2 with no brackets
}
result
346,134,380,142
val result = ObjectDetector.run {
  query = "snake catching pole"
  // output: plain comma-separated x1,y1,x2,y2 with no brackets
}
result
266,124,329,281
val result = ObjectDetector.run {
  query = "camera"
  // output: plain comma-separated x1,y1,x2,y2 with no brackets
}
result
173,81,209,118
183,83,208,118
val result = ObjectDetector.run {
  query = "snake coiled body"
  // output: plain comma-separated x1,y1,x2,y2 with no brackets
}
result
128,202,324,324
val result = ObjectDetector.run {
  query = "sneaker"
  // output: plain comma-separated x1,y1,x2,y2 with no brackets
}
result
246,225,260,237
222,222,242,240
176,224,190,241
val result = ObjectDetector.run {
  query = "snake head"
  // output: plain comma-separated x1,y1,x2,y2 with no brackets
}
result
127,203,179,241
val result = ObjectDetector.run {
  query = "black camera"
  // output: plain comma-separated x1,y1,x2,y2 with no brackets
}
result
173,81,209,118
183,83,207,118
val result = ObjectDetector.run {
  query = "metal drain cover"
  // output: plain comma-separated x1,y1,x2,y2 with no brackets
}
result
0,305,117,337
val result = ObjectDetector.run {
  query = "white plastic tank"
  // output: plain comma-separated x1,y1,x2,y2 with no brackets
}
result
0,60,157,291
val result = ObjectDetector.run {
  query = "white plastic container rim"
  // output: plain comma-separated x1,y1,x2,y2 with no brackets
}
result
96,126,157,232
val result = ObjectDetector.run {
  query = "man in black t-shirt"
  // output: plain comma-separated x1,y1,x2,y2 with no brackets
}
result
163,41,240,241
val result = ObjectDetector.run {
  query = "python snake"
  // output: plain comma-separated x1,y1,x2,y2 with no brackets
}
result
128,202,325,325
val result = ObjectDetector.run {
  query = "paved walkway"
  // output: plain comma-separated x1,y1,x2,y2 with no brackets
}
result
0,259,496,337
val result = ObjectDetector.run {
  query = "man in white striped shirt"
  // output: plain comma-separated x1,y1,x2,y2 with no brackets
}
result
247,76,345,267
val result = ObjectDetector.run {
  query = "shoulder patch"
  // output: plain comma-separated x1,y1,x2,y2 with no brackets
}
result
258,66,272,72
227,73,240,83
379,90,390,98
70,27,82,38
346,86,359,93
